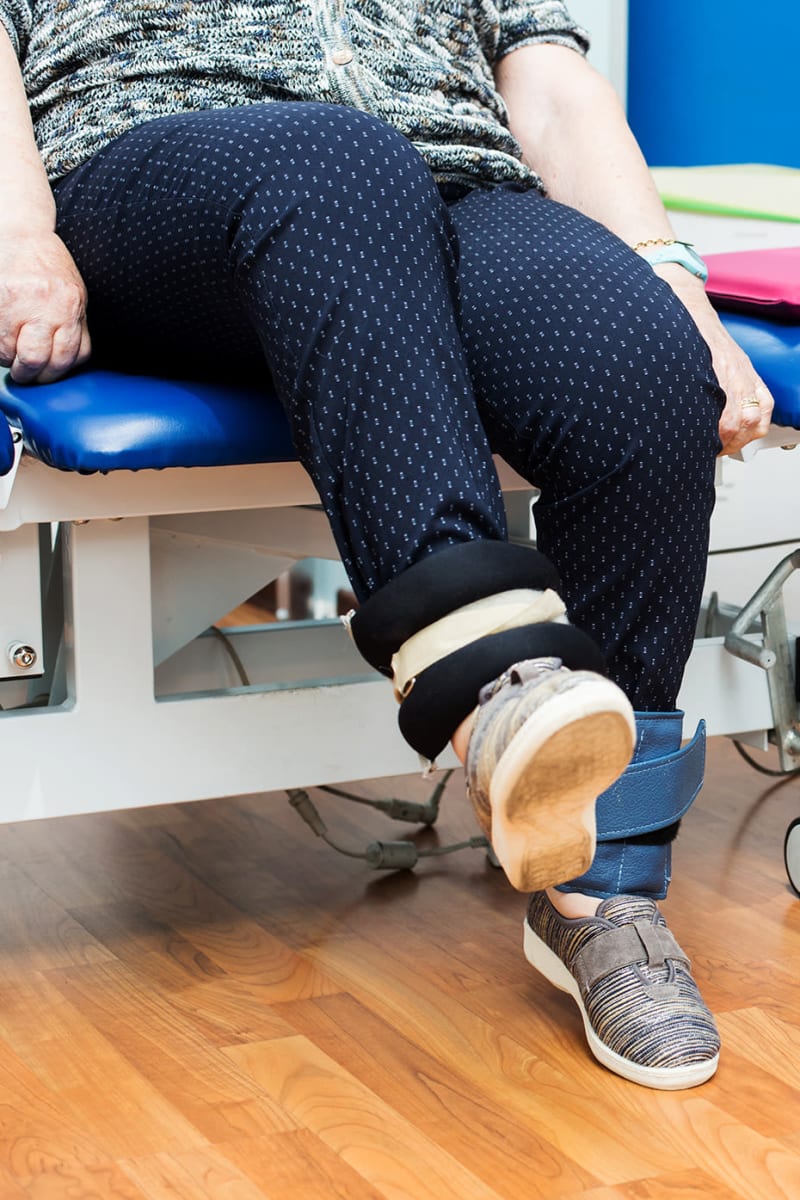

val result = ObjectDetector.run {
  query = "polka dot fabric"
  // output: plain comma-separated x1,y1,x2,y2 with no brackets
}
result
54,103,507,602
449,185,723,710
53,102,723,712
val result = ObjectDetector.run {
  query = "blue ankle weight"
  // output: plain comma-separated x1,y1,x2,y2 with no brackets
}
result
556,711,706,900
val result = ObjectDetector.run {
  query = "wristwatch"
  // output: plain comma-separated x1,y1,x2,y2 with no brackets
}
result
636,240,709,283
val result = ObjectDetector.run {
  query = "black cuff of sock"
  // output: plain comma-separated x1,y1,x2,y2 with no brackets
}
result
350,541,563,674
601,821,682,848
398,623,607,760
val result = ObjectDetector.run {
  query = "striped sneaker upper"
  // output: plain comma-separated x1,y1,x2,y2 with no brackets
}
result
527,892,720,1070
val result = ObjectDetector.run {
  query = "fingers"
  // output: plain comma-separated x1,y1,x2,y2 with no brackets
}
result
76,321,92,367
8,320,55,383
8,314,89,384
0,321,18,370
35,316,91,384
0,233,90,384
718,381,774,456
663,291,775,459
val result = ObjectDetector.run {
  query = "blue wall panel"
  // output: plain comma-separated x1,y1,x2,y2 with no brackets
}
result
627,0,800,167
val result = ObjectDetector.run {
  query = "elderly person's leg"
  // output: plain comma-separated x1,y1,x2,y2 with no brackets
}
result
52,102,504,589
450,183,723,1088
52,103,633,890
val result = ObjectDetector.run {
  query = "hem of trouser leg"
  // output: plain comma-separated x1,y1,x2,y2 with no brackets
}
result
350,541,562,673
346,538,607,759
552,882,670,901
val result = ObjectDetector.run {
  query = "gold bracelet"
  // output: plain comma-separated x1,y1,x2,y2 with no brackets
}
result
632,237,679,252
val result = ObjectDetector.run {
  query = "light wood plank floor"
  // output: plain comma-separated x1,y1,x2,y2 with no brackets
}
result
0,736,798,1199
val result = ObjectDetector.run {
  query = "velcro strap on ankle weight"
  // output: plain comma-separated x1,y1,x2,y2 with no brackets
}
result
391,588,567,699
398,623,606,761
595,717,706,841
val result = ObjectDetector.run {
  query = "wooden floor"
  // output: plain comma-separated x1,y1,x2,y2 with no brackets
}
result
0,737,798,1199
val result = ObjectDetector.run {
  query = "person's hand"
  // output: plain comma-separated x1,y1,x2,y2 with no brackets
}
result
654,264,773,457
0,230,91,384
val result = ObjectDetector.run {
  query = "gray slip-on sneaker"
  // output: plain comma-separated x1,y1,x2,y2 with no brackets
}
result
466,658,635,891
524,890,720,1089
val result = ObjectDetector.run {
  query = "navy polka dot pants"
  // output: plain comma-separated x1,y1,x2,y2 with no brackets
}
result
52,102,723,712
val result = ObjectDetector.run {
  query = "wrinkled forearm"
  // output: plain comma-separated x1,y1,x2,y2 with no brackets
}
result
495,42,675,247
0,22,54,234
0,22,91,384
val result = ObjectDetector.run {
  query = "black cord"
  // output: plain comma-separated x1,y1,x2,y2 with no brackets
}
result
733,739,800,778
287,784,493,870
319,770,451,825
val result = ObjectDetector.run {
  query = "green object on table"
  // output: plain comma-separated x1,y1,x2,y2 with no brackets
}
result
651,164,800,224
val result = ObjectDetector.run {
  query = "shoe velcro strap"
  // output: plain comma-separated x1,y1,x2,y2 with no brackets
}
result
571,921,690,995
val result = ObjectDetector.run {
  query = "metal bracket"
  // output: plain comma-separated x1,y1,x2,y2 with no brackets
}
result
724,548,800,771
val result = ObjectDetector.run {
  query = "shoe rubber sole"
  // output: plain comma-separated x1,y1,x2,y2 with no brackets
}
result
488,684,635,892
523,918,720,1090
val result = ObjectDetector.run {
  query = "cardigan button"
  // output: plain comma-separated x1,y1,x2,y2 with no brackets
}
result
331,46,354,65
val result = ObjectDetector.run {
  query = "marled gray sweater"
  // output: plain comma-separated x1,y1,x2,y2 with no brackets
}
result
1,0,587,185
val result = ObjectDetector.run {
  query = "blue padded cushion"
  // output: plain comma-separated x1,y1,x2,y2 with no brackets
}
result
719,312,800,429
0,403,14,476
0,368,296,473
0,313,797,474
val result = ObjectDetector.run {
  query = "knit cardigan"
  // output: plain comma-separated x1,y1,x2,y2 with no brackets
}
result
1,0,587,185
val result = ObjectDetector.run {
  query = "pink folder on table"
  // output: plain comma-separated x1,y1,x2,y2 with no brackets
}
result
704,246,800,321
